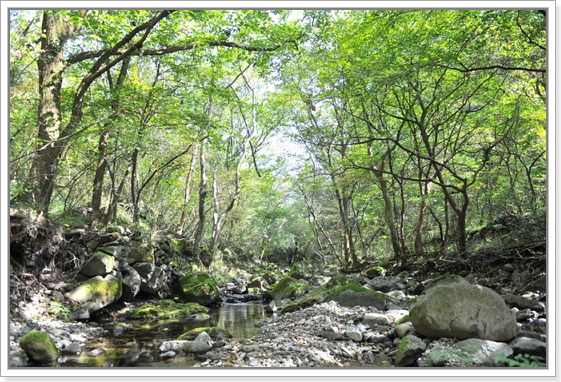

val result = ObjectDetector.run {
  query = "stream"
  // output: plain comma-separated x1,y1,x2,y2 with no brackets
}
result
58,302,268,367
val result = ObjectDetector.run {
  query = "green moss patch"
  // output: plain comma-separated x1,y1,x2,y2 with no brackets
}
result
266,276,310,302
19,330,58,365
129,300,209,319
178,272,220,306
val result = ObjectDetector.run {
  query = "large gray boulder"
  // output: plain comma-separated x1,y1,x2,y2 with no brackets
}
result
125,241,154,264
410,284,518,341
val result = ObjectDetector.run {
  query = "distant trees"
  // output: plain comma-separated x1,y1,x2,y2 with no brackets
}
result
10,9,546,268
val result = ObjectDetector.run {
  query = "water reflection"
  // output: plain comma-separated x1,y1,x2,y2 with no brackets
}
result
59,303,267,368
216,303,266,339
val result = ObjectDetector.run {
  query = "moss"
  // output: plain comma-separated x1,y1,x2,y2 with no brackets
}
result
177,326,232,340
281,275,368,312
179,272,220,305
267,276,309,301
129,300,208,319
19,330,58,365
68,275,122,303
396,315,411,325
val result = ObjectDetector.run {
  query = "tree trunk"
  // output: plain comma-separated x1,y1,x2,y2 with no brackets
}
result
177,150,197,234
194,143,207,263
22,12,75,212
90,58,130,228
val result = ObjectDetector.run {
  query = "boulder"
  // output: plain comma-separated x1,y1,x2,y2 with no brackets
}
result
19,330,58,365
264,276,309,303
410,284,518,341
67,275,122,313
455,338,513,366
125,241,154,264
394,335,426,367
119,264,142,302
395,322,415,338
139,266,169,298
80,252,115,277
178,272,220,306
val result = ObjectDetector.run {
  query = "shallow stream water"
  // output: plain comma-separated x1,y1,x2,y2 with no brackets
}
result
59,302,267,368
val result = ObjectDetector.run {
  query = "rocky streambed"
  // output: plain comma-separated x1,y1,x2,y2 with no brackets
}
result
9,269,547,369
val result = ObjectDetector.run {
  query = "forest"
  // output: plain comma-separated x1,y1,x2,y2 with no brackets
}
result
7,8,548,371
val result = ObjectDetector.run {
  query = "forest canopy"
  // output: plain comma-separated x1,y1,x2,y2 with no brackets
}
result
9,8,547,269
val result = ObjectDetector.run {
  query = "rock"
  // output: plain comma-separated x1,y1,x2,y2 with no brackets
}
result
119,264,142,302
522,275,546,293
509,336,546,358
503,294,545,312
330,288,386,310
364,266,386,278
98,231,123,246
128,300,208,319
409,284,518,341
159,340,212,354
394,335,426,367
160,351,176,359
194,331,212,343
66,275,122,313
345,330,363,342
139,265,169,298
70,308,90,320
516,308,537,322
424,274,469,291
385,290,406,301
196,352,228,361
367,276,403,292
363,312,388,326
19,330,58,365
248,276,269,291
178,272,220,306
455,338,513,366
9,351,29,367
264,276,309,304
395,322,415,338
288,259,325,280
125,241,154,264
320,330,345,340
61,342,82,355
80,252,115,277
98,245,123,257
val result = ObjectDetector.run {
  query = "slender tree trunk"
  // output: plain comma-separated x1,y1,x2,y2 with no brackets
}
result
194,143,207,263
414,179,433,255
177,150,196,234
90,58,130,228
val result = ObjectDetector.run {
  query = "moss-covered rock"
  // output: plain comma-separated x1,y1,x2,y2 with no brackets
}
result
67,275,122,313
178,272,220,306
129,299,209,319
264,276,310,303
364,266,386,278
177,326,232,340
19,330,58,365
287,259,324,280
410,284,518,341
394,334,427,367
80,252,115,277
125,241,154,264
280,275,387,312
